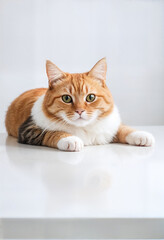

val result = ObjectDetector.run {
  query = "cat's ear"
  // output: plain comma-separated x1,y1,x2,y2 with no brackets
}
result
46,60,65,89
88,58,107,85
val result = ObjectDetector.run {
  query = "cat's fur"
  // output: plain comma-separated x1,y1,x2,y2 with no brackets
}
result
5,58,155,151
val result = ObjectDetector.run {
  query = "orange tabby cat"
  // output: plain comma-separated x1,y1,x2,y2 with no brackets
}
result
5,58,155,151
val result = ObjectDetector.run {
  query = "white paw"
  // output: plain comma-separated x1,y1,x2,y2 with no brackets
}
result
57,136,84,152
126,131,155,147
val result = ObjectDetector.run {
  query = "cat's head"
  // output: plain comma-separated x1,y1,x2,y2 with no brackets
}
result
43,58,114,127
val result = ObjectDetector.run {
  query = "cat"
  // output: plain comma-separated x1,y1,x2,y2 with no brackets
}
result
5,58,155,151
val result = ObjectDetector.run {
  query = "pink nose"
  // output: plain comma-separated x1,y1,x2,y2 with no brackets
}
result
75,109,84,115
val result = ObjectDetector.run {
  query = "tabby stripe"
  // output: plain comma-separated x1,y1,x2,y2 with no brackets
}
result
18,116,47,146
96,94,111,104
47,95,61,107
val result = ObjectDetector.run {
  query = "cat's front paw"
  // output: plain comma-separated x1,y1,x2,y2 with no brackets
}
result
126,131,155,147
57,136,84,152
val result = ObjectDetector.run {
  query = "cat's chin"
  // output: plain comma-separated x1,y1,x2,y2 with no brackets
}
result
71,118,90,127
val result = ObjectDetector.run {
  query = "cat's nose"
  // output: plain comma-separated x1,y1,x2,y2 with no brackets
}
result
75,109,85,115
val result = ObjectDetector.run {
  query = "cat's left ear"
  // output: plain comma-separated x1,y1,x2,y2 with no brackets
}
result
46,60,65,89
88,58,107,86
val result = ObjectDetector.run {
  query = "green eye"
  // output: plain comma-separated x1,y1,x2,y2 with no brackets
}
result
62,95,72,103
86,94,96,102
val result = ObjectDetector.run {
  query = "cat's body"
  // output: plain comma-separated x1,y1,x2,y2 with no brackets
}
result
5,58,155,151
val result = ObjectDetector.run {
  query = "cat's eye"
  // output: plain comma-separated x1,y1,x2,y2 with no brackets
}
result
62,95,72,103
86,94,96,102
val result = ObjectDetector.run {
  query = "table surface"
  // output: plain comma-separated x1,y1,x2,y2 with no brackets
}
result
0,126,164,239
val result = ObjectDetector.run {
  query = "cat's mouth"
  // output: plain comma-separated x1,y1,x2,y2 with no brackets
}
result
77,116,85,120
58,112,97,127
73,114,87,121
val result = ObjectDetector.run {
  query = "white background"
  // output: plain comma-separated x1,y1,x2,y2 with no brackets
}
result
0,0,164,132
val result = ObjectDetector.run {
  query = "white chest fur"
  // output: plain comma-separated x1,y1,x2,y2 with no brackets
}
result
31,95,121,146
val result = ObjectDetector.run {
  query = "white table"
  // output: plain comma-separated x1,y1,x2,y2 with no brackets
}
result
0,126,164,239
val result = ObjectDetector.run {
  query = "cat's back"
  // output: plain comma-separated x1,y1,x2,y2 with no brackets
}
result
5,88,47,137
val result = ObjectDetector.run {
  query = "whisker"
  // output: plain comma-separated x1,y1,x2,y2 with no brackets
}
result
39,120,56,137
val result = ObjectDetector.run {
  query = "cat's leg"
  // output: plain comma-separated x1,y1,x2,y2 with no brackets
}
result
43,132,84,151
18,116,83,151
114,124,155,146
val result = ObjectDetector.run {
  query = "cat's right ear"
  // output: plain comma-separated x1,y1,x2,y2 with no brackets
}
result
46,60,65,89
